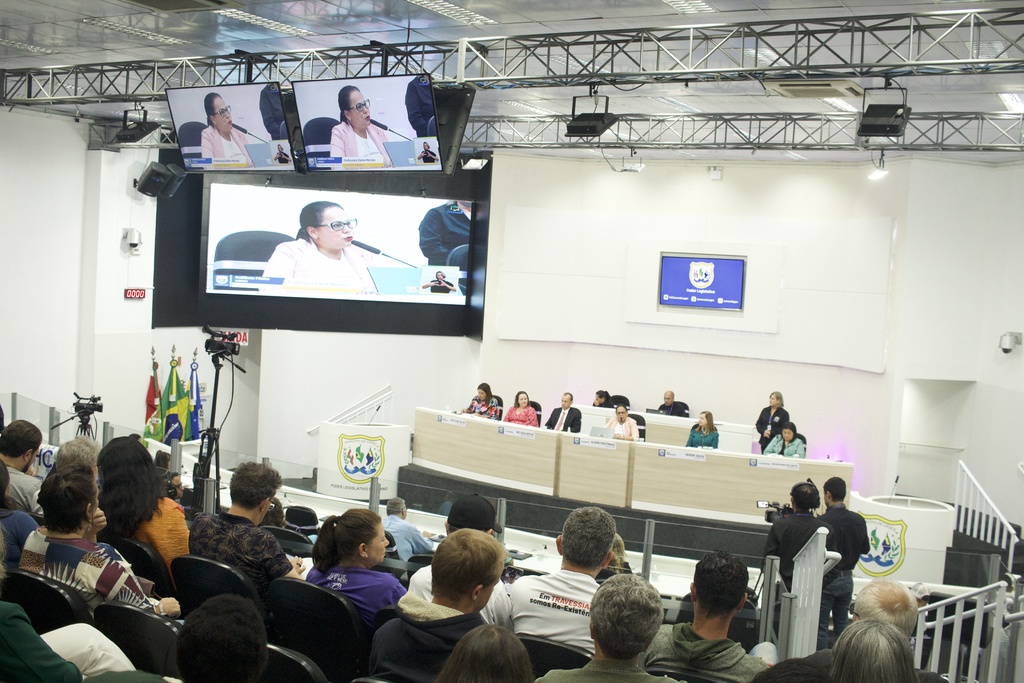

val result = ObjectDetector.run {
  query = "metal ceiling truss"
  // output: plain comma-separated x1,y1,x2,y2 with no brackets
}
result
5,8,1024,105
463,112,1024,152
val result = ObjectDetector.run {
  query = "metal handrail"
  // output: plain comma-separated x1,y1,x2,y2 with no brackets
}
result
307,385,394,435
914,581,1007,683
955,460,1018,573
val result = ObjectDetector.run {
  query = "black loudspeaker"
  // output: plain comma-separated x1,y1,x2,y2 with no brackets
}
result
565,112,619,137
135,161,186,198
857,104,911,137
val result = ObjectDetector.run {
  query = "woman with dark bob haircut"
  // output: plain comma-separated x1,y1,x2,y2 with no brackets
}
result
435,624,533,683
329,85,394,167
97,436,189,574
306,508,405,631
20,462,180,617
462,382,500,420
262,199,379,291
199,91,254,167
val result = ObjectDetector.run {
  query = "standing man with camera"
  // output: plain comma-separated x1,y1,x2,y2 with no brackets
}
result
763,481,833,591
816,477,869,650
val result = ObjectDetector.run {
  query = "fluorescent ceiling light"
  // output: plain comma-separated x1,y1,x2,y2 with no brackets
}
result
976,40,1006,59
819,97,858,113
214,9,315,37
402,0,497,25
662,0,715,14
81,18,189,45
461,158,488,170
0,38,59,54
999,93,1024,112
783,151,807,160
868,168,889,180
743,48,781,65
647,96,702,113
501,100,559,115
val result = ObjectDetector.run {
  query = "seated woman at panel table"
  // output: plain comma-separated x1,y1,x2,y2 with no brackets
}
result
763,422,806,458
329,85,394,167
263,200,380,292
19,462,180,618
306,508,406,632
685,411,720,449
605,405,640,441
200,92,255,167
593,389,612,408
502,391,538,427
462,382,501,420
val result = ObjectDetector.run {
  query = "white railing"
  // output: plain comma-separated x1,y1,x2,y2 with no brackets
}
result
914,581,1007,683
955,460,1018,573
307,385,394,435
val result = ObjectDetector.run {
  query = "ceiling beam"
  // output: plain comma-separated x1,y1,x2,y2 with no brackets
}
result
5,9,1024,105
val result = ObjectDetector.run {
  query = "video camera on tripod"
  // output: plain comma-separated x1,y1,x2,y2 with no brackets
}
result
72,392,103,416
202,325,240,356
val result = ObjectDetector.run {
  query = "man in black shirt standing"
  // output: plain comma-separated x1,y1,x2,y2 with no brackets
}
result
763,481,833,591
816,477,869,650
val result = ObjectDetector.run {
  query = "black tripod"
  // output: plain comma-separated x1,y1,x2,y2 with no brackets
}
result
194,330,244,513
51,393,103,441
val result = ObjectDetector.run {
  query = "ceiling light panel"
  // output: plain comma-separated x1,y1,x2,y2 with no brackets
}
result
647,96,702,113
0,38,59,55
999,93,1024,112
214,9,315,37
402,0,497,25
81,18,190,45
662,0,716,14
819,97,858,113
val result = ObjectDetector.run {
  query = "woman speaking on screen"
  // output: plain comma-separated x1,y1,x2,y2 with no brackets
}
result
263,201,379,293
329,85,393,167
200,92,254,167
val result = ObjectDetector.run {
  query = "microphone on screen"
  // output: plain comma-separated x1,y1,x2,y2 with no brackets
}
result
232,124,267,143
370,119,412,142
351,240,418,268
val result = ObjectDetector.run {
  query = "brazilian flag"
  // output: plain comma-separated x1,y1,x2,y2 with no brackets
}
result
162,358,192,444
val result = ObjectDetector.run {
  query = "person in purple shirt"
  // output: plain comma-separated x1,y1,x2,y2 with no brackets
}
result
306,508,406,631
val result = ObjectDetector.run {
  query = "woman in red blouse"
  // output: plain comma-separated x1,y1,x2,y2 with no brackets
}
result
503,391,538,427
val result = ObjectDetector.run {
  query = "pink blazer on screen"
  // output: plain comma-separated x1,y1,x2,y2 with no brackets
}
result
200,126,254,167
329,122,393,167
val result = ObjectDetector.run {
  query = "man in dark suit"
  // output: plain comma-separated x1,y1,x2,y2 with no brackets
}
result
544,393,582,433
657,390,689,417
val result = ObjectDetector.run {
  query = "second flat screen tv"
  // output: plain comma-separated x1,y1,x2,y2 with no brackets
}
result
659,254,746,311
292,74,443,172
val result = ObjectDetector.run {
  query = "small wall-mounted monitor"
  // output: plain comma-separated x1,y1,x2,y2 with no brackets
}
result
166,82,294,172
292,74,444,173
659,253,746,311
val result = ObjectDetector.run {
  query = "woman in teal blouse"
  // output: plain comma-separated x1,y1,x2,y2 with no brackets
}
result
685,411,719,449
764,422,806,458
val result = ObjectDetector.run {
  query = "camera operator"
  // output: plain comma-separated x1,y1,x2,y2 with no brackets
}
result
763,481,834,591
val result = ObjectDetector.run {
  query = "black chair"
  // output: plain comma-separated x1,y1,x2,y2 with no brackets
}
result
301,116,340,162
94,601,182,677
384,530,399,556
796,433,808,449
373,604,399,631
175,121,207,160
407,553,434,567
211,231,292,289
493,394,504,420
262,644,329,683
518,635,591,677
673,594,760,651
446,243,470,272
0,569,93,633
529,400,543,426
105,536,176,598
170,555,263,618
263,525,314,558
609,394,631,409
646,665,732,683
266,577,371,683
630,412,647,441
285,505,321,537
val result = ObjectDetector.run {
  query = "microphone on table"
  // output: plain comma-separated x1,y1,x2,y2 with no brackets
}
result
351,240,418,268
370,119,411,141
888,475,900,504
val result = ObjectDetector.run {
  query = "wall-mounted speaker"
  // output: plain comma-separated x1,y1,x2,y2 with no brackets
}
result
135,161,186,198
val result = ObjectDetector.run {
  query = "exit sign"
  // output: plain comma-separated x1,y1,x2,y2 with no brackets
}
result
124,288,147,299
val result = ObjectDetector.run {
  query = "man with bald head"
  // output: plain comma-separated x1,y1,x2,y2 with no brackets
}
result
657,391,689,418
544,393,582,433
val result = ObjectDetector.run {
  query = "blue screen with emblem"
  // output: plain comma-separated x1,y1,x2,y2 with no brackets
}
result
659,254,746,311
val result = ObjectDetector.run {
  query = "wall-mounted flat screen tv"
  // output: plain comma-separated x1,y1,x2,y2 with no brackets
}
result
166,82,293,172
205,183,471,306
659,253,746,311
292,74,443,172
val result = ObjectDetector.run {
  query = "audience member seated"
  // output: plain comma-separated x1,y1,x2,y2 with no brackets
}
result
763,421,806,458
435,624,534,683
306,507,407,631
750,658,832,683
657,391,690,418
189,461,304,603
19,462,180,617
539,573,671,682
97,436,189,575
0,462,37,570
383,496,434,561
259,496,286,528
804,579,943,682
830,620,919,683
503,391,538,427
49,436,100,477
166,471,184,504
593,390,612,408
154,450,171,472
408,494,513,629
0,420,43,513
646,551,776,682
545,393,582,433
605,405,640,442
89,594,272,683
370,528,507,683
606,533,632,575
510,506,616,654
462,382,500,420
685,411,720,449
